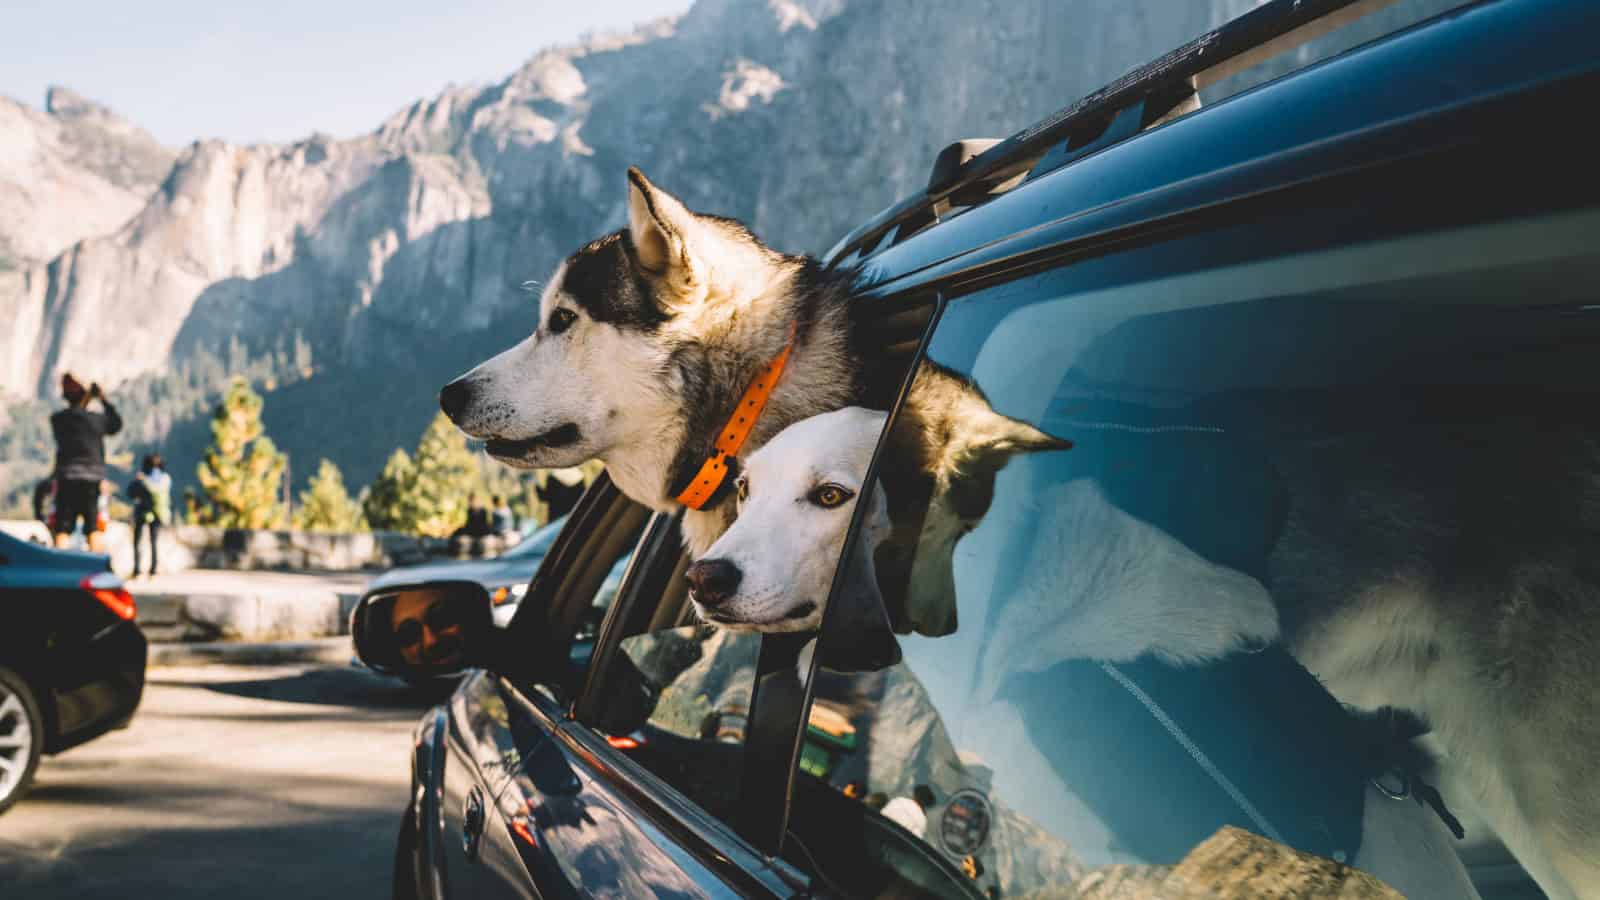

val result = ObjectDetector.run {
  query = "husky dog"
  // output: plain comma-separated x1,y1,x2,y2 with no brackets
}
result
440,168,863,556
439,167,1064,596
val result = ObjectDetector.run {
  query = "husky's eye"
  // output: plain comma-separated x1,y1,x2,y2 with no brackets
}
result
808,483,854,509
548,307,578,335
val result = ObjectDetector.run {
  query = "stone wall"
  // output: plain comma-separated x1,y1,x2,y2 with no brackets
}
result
0,519,454,573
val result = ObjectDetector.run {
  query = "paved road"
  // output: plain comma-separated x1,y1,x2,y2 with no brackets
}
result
0,663,437,899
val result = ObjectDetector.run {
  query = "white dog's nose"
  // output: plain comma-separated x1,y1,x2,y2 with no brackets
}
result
685,558,742,608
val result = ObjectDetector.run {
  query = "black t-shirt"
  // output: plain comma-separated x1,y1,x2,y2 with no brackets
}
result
462,507,494,537
50,403,122,482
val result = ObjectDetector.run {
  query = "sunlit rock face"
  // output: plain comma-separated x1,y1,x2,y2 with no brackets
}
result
0,0,1456,403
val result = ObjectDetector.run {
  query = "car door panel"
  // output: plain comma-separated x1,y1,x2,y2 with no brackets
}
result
438,671,536,899
500,683,760,899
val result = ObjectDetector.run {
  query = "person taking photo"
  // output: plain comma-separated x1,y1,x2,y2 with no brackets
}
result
49,373,122,552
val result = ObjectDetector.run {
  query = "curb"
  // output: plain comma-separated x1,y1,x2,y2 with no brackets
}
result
148,636,355,668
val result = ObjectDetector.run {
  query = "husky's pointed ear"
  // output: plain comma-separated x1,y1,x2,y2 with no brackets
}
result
944,402,1071,519
627,167,703,300
816,485,902,673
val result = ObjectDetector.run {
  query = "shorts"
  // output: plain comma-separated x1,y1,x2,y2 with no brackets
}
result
52,478,103,534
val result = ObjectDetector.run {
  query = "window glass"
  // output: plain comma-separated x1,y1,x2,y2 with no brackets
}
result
502,513,568,560
581,532,763,825
794,207,1600,899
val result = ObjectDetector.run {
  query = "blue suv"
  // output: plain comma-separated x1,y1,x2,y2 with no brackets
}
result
362,1,1598,896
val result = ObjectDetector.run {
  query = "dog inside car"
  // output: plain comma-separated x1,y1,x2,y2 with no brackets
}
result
705,405,1496,899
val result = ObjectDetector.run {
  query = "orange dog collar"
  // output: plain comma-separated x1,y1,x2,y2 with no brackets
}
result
675,327,797,510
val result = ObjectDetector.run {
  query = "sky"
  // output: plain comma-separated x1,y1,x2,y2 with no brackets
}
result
1,0,689,146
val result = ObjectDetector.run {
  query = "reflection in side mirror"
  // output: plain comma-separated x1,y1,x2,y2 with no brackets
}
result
351,582,495,680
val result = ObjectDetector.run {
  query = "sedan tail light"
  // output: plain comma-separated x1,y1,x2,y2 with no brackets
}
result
81,573,136,621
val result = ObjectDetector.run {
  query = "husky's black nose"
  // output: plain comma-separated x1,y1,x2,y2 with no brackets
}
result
685,559,742,609
439,378,473,421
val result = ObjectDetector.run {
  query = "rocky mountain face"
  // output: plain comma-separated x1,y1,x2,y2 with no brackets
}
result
1,0,1258,402
0,0,1459,493
0,86,174,269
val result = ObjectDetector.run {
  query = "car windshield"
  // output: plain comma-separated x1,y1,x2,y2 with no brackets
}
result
500,514,569,560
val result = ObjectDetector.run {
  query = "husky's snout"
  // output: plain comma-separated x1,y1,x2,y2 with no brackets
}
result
438,376,476,423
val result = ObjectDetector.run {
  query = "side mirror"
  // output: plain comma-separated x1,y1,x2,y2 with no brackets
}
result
351,582,496,680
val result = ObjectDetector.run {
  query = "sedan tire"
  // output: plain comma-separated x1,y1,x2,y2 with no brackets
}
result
0,665,44,815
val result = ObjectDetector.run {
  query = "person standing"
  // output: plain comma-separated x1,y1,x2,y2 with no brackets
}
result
49,374,122,552
491,495,515,536
128,454,172,577
449,493,494,557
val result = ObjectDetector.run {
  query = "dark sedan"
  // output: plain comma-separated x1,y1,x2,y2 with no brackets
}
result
0,531,147,814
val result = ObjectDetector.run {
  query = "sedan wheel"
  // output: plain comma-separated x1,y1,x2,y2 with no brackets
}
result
0,666,44,815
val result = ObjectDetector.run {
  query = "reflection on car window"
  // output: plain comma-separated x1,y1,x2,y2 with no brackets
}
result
596,624,761,824
797,208,1600,899
502,514,569,560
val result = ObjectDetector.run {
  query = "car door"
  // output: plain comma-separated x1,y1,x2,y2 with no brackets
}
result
435,477,798,897
432,478,648,899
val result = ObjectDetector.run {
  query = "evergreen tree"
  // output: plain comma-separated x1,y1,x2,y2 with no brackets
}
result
294,458,367,532
408,412,485,537
195,377,288,528
363,448,418,532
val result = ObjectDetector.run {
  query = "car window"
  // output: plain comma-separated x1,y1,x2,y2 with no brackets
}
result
582,536,764,827
501,513,569,560
504,479,652,706
791,200,1599,899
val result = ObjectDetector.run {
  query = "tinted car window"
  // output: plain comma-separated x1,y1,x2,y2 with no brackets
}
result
795,200,1599,899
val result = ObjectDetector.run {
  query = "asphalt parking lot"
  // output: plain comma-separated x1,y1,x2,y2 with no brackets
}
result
0,663,434,900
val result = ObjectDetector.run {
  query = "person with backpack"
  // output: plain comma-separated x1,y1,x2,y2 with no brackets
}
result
128,454,172,577
49,373,122,551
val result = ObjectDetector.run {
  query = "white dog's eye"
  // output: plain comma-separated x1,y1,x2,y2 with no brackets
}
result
548,307,578,335
808,483,855,509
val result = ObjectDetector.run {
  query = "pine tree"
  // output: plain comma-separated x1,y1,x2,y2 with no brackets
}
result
363,448,418,532
195,377,288,528
408,412,485,537
294,458,367,533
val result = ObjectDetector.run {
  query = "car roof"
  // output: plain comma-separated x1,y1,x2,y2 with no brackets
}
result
832,0,1597,294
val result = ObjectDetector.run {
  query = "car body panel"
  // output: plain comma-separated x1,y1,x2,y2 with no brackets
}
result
411,669,777,898
0,532,146,756
844,0,1600,289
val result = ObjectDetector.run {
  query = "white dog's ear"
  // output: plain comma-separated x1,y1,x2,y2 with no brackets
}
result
626,167,703,302
816,486,902,673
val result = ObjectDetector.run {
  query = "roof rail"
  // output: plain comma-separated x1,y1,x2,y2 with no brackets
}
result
825,0,1403,266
